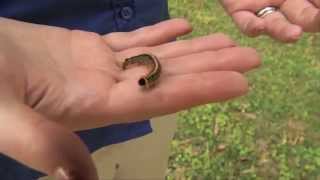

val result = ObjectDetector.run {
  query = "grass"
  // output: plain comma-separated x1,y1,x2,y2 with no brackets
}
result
167,0,320,179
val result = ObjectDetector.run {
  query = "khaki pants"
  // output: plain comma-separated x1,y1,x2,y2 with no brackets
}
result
40,113,177,180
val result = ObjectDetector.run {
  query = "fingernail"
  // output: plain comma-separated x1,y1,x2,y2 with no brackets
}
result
54,167,75,180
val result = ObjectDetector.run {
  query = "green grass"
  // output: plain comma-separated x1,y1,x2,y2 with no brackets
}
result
167,0,320,179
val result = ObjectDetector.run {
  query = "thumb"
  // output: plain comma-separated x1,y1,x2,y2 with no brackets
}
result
0,103,97,180
103,18,192,51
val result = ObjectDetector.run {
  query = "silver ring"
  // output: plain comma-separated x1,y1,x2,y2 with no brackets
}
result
256,6,277,18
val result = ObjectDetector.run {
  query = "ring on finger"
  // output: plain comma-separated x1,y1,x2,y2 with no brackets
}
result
256,6,278,18
122,53,162,89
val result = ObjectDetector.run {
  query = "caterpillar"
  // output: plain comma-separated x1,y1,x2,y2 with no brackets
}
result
122,54,162,89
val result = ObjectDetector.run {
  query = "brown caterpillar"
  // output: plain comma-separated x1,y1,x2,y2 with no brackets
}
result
122,54,162,88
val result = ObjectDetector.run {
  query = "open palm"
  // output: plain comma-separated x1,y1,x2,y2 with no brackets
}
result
0,18,260,179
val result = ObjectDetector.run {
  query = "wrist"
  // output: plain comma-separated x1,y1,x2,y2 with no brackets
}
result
0,17,71,57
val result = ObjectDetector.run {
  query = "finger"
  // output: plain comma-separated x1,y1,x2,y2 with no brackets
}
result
162,47,261,75
310,0,320,7
103,18,192,51
221,0,303,41
263,11,303,42
0,103,97,180
116,33,237,66
120,47,260,80
107,71,248,121
232,11,266,37
221,0,284,13
281,0,320,32
145,33,237,59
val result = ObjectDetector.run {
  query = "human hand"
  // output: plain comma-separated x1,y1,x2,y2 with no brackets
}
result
220,0,320,42
0,18,260,179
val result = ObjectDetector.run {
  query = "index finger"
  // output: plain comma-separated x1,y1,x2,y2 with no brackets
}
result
103,18,192,51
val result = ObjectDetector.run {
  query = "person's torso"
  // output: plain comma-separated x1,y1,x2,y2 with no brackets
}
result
0,0,169,179
0,0,169,33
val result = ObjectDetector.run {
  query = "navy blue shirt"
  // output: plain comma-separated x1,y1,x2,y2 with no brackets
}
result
0,0,169,179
